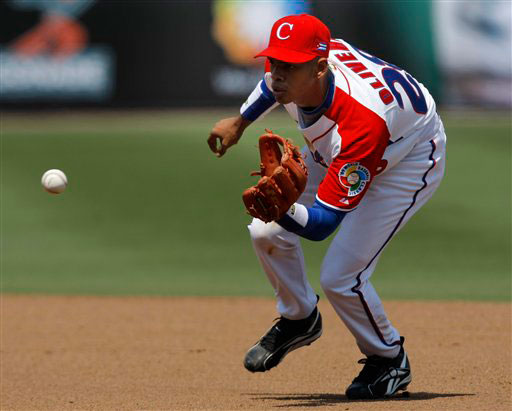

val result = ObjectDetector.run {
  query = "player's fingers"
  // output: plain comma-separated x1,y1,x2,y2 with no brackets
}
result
216,144,227,157
207,134,221,155
216,135,235,157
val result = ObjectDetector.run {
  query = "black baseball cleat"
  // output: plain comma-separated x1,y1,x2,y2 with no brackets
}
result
345,337,412,400
244,306,322,372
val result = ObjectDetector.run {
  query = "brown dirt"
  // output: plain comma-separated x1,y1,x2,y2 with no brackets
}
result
1,296,510,410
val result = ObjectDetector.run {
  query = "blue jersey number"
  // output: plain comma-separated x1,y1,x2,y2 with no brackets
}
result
381,68,428,114
353,45,427,115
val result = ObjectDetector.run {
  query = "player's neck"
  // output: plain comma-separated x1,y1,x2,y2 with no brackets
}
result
296,73,330,110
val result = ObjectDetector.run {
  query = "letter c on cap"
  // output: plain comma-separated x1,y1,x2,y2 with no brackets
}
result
276,22,294,40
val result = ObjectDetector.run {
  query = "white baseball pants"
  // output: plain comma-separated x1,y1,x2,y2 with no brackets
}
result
248,120,446,358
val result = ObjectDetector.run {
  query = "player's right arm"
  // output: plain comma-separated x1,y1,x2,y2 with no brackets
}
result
239,75,279,122
207,72,279,157
207,115,252,157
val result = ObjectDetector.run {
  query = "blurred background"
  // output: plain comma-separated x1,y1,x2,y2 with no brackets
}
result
1,0,511,107
1,0,510,300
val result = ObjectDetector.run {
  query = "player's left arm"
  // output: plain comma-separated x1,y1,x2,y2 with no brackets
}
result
278,107,391,240
277,200,347,241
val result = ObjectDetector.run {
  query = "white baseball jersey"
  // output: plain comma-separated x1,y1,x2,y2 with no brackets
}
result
242,38,439,212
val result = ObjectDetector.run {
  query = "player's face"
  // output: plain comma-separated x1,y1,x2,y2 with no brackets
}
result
268,57,321,105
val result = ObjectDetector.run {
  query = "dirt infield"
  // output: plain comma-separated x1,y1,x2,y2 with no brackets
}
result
1,296,510,410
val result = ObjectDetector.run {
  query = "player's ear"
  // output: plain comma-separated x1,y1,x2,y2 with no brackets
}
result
316,57,329,79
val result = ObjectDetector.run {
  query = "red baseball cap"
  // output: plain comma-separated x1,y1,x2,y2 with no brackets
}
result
255,14,331,64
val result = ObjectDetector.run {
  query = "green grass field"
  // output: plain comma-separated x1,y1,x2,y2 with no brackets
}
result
1,109,510,300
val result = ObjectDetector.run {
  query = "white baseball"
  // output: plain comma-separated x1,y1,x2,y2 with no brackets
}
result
41,169,68,194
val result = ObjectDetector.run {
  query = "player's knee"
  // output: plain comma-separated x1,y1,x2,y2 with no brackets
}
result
248,218,297,251
320,272,346,296
248,219,277,246
320,248,369,294
320,265,359,297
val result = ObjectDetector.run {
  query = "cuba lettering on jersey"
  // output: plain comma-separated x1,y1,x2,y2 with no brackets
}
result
240,38,437,211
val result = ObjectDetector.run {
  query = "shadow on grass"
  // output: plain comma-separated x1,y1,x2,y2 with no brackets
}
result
244,392,475,407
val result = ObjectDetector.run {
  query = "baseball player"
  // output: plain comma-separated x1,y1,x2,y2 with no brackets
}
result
207,14,446,399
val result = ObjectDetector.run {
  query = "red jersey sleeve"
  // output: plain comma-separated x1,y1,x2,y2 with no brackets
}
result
316,96,390,211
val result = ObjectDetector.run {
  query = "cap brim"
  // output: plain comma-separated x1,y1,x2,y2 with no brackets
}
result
255,46,317,64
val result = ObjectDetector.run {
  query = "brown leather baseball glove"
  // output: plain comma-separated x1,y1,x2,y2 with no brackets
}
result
242,130,308,223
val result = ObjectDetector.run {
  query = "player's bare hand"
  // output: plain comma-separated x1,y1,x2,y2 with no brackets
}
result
207,116,251,157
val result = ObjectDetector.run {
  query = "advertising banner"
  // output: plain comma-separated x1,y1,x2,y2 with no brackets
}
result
433,1,511,106
210,1,311,97
1,1,443,108
0,0,114,102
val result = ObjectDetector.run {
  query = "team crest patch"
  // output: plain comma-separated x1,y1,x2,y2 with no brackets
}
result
338,162,370,196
